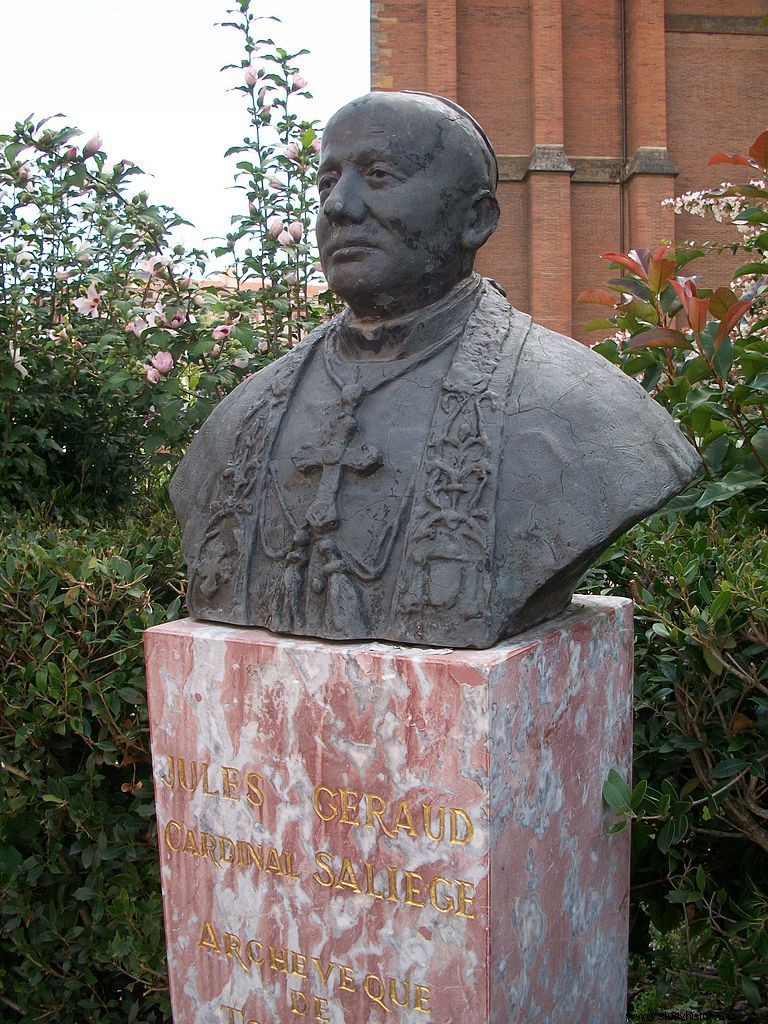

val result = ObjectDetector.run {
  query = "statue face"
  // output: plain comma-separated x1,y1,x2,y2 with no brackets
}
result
316,94,492,320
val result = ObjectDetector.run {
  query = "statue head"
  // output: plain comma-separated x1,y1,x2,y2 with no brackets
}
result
316,91,500,321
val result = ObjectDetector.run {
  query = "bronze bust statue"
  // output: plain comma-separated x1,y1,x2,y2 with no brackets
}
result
170,92,700,648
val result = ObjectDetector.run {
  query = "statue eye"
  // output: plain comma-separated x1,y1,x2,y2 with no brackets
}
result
365,166,396,184
318,173,339,197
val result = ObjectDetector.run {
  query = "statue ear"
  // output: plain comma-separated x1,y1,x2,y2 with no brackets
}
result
462,190,500,252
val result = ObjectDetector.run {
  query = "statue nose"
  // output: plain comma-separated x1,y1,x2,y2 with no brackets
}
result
322,179,365,225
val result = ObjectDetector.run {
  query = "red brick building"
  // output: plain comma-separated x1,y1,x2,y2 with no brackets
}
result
371,2,768,338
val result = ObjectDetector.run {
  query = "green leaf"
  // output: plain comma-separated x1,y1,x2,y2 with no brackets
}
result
741,977,761,1008
712,758,748,779
602,768,632,809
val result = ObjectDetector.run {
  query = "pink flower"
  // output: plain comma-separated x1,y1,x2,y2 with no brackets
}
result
257,340,268,353
144,364,161,384
285,271,299,286
141,254,170,276
278,230,293,247
169,310,186,328
232,355,250,369
311,139,321,154
211,343,222,357
193,293,206,308
17,162,33,183
63,146,78,162
292,74,307,91
244,66,258,88
54,269,73,281
75,244,92,263
257,87,268,107
151,350,174,374
288,220,303,241
283,142,300,162
73,282,103,318
268,177,282,190
212,324,234,341
83,134,102,158
268,217,285,239
125,316,149,336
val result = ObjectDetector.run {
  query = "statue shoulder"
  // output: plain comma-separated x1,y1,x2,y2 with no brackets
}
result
169,320,330,522
508,317,702,498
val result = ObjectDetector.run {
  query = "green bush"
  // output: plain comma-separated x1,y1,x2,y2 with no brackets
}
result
582,130,768,1014
0,502,183,1023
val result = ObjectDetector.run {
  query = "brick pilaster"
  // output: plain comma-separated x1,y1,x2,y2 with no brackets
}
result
426,0,457,99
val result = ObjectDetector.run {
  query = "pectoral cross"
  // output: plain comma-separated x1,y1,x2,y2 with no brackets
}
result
291,387,382,532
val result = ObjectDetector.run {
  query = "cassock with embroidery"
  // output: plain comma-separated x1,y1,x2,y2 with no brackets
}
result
170,276,700,649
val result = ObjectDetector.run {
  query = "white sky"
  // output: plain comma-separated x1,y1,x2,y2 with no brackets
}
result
0,1,370,250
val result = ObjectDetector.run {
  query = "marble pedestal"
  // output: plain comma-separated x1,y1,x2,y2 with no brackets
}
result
144,595,632,1024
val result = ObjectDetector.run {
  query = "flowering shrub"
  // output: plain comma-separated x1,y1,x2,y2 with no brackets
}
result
579,130,768,512
0,0,331,511
581,131,768,1012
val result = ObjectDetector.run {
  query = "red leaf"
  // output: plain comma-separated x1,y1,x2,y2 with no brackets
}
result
707,151,751,167
687,296,710,335
647,257,676,295
748,130,768,172
576,287,619,308
600,251,646,278
624,328,690,350
652,245,670,261
714,298,752,347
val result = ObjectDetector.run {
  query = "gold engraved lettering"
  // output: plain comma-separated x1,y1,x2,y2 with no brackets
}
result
364,792,397,837
414,983,432,1013
201,762,220,797
364,861,386,900
363,975,389,1012
283,850,301,878
164,820,183,852
246,940,264,966
450,807,474,845
386,865,399,902
223,932,249,973
338,964,356,993
312,850,334,887
313,997,330,1022
404,870,426,908
310,956,336,984
269,945,289,972
266,847,285,876
182,829,200,857
177,757,199,793
201,832,219,866
246,771,264,807
312,786,337,821
423,803,446,841
290,951,308,978
220,1005,242,1024
290,989,308,1015
456,879,476,919
219,836,236,864
393,799,417,836
389,977,410,1008
160,755,175,788
335,857,362,893
198,920,223,954
237,840,263,869
429,876,456,914
221,766,241,800
339,788,360,826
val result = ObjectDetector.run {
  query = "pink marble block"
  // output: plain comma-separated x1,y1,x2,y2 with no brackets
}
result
144,594,632,1024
